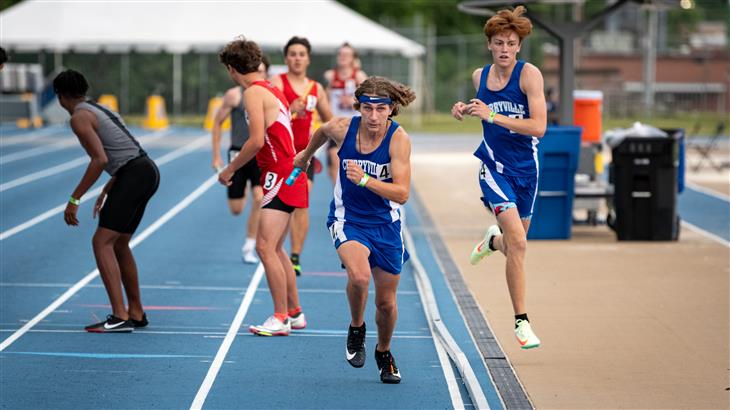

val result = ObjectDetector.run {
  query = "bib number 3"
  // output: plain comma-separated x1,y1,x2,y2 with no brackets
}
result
264,171,278,190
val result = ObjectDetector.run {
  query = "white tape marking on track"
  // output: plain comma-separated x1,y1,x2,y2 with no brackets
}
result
190,263,265,410
0,174,218,352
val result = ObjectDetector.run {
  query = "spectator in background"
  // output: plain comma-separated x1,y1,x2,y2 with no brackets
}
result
546,87,559,125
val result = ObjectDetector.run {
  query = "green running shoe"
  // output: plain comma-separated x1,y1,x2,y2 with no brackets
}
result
470,224,501,265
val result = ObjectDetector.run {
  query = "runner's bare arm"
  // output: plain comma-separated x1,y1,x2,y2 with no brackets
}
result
294,117,349,170
211,87,238,170
315,82,333,122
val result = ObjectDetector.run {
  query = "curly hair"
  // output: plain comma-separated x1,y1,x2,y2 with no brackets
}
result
219,37,262,75
483,5,533,42
353,76,416,117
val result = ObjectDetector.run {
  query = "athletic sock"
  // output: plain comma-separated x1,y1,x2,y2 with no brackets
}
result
288,307,302,318
488,235,497,251
243,237,255,250
515,313,529,328
274,312,288,323
290,253,300,264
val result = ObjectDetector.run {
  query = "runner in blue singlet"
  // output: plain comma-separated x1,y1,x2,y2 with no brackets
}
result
451,5,547,350
293,76,415,384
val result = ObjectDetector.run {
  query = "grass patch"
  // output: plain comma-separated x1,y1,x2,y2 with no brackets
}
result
124,112,726,137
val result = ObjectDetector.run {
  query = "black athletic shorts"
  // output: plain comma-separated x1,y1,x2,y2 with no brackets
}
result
99,155,160,234
262,195,295,214
228,148,261,199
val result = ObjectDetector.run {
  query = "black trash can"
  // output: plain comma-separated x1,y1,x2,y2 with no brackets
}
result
611,134,680,241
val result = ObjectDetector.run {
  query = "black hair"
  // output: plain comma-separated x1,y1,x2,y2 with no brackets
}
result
219,37,262,75
53,69,89,98
283,36,311,56
261,54,270,71
0,47,7,65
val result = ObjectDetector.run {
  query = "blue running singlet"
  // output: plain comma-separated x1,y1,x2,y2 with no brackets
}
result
473,60,539,177
328,116,402,225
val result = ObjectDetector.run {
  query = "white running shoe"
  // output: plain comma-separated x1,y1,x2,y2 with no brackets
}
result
470,224,501,265
249,315,290,336
515,319,541,349
242,244,258,264
289,312,307,330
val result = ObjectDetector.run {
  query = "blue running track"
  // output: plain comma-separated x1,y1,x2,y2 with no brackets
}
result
0,126,509,409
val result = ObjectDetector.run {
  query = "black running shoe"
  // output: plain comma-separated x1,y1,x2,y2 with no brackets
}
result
291,255,302,276
130,313,148,328
346,323,366,368
85,315,133,333
374,346,401,384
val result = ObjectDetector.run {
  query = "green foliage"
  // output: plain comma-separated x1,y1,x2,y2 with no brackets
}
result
0,0,23,11
338,0,483,36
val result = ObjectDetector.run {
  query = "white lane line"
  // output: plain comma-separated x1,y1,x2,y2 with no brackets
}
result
405,226,466,410
404,224,491,410
190,263,265,410
0,129,168,165
0,139,78,165
0,157,88,192
0,130,169,192
0,282,421,296
681,220,730,248
0,328,433,339
0,135,208,241
0,128,63,147
0,173,219,352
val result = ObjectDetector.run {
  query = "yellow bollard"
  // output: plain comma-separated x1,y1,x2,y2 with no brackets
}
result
594,150,604,175
203,97,230,131
98,94,119,112
142,95,169,130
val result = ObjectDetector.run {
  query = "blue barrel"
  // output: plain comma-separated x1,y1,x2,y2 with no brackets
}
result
527,126,582,240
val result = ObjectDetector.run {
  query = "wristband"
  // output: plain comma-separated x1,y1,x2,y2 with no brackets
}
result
487,111,497,124
357,174,370,187
69,196,80,206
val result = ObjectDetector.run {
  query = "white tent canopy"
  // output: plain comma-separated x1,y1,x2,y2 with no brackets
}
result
0,0,425,57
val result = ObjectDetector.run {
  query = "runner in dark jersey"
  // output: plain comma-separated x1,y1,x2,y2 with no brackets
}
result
210,58,269,263
56,69,159,333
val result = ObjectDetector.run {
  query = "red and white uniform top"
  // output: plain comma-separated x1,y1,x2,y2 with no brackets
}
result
329,68,359,117
279,73,318,153
251,80,308,209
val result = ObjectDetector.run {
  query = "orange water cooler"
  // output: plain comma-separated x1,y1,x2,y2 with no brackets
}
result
573,90,603,143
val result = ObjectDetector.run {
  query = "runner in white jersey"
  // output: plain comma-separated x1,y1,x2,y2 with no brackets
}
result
452,6,547,349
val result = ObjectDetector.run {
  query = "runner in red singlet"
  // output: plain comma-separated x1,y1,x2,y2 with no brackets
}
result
271,36,332,277
218,37,307,336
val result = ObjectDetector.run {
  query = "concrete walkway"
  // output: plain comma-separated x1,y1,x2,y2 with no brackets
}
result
411,135,729,409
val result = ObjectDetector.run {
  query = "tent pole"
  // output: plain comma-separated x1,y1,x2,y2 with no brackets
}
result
120,52,130,115
173,52,182,119
409,55,423,127
199,53,208,114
